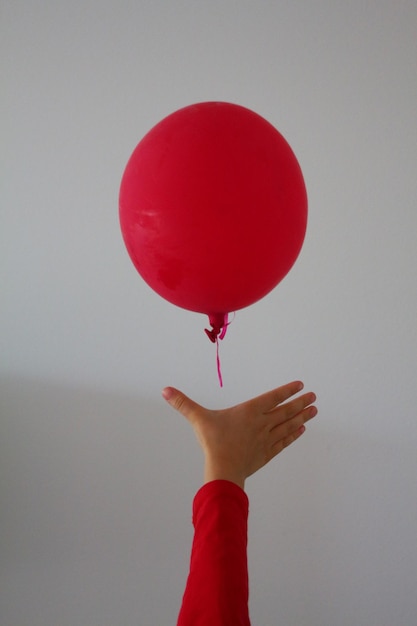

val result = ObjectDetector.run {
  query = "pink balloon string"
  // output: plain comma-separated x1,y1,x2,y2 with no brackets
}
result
215,336,223,387
204,313,232,387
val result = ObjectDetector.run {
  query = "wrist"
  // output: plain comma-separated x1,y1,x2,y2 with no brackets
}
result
204,458,246,490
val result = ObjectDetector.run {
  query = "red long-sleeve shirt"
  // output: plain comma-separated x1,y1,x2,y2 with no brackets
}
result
177,480,251,626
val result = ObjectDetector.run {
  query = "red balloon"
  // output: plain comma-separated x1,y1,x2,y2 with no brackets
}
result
119,102,307,337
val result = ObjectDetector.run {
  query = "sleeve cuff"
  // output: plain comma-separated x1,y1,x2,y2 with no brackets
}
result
193,479,249,518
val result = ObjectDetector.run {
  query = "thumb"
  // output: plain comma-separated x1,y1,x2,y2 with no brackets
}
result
161,387,204,423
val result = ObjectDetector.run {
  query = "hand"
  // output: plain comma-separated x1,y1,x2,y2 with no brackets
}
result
162,381,317,489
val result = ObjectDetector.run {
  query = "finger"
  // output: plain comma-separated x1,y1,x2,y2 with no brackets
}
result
271,423,307,457
250,381,304,413
270,404,317,449
161,387,205,423
269,392,317,427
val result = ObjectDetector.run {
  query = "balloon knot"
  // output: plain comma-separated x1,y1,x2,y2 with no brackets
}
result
204,313,229,343
204,313,234,387
204,327,218,343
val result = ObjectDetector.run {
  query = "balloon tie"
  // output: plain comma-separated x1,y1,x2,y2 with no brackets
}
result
204,313,233,387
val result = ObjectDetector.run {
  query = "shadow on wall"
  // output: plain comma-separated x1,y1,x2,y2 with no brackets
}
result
0,376,198,626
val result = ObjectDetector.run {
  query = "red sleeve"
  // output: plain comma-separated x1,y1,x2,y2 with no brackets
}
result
177,480,251,626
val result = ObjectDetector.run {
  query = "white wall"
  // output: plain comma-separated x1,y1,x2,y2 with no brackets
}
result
2,1,416,624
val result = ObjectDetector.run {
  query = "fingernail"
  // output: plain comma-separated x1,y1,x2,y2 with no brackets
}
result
298,425,306,435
